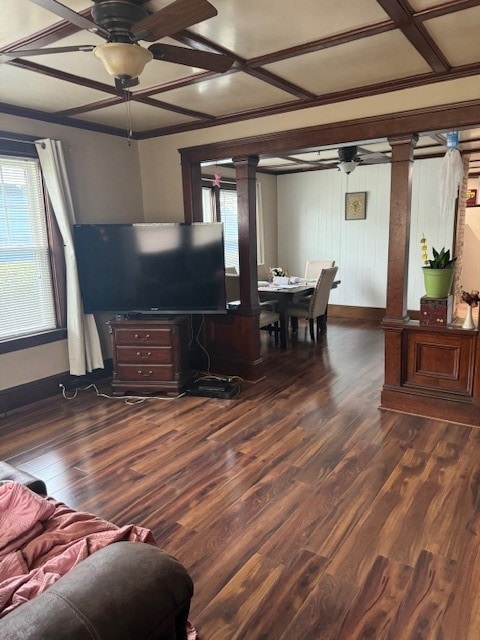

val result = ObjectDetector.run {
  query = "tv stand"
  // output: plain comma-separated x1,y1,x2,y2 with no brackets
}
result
107,316,192,397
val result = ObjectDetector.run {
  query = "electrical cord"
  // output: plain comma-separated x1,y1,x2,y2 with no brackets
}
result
58,383,185,404
193,315,243,387
193,373,244,384
194,314,212,374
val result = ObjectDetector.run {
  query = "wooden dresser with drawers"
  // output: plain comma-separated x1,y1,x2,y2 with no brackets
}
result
108,316,192,396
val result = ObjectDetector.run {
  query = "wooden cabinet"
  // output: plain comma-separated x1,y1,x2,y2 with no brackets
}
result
404,326,476,395
108,316,192,396
381,319,480,426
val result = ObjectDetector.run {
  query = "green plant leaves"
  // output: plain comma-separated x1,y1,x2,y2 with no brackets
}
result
427,246,455,269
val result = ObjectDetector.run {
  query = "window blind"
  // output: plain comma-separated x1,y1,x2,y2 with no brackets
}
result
202,187,215,223
0,155,56,340
218,188,239,272
202,186,239,271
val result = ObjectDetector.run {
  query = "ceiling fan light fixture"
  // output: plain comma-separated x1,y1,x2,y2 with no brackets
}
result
338,160,359,175
94,42,153,79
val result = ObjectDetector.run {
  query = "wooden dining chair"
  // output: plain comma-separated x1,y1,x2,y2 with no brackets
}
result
225,273,240,304
288,266,338,342
259,306,281,345
227,273,280,343
225,266,238,275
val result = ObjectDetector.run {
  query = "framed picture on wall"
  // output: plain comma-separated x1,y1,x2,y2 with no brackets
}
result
466,188,478,207
345,192,367,220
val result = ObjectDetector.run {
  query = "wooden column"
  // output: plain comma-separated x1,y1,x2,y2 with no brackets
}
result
381,135,480,426
181,160,202,223
385,133,418,322
382,134,417,390
233,155,261,314
180,153,264,381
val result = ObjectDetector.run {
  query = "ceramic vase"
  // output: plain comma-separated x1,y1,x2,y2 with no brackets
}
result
462,305,475,330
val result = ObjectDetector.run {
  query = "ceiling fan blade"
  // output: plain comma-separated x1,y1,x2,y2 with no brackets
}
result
132,0,217,42
26,0,110,39
360,152,391,164
0,45,95,63
149,43,233,72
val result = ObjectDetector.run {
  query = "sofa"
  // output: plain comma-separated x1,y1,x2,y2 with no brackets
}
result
0,462,194,640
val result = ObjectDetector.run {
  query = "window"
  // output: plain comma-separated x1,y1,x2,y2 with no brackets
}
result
0,144,65,352
202,182,239,272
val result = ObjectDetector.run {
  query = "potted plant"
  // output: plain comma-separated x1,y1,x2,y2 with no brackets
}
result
420,237,456,298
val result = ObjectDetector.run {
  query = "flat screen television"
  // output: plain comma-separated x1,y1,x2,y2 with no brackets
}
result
73,222,226,314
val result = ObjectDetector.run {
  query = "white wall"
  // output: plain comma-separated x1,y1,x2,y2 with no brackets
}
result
258,173,278,268
0,113,145,391
408,157,455,309
277,157,455,311
278,164,391,308
461,178,480,292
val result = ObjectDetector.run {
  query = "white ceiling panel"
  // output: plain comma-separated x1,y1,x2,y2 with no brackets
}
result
259,158,301,167
408,0,455,10
289,152,330,162
159,73,296,117
133,53,212,89
25,31,109,83
187,0,389,59
417,135,440,147
424,8,480,67
0,0,89,48
74,100,196,130
460,128,480,141
265,31,431,95
0,63,110,111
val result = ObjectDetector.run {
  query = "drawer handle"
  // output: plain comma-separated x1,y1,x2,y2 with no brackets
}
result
136,351,152,358
137,370,153,377
134,333,150,340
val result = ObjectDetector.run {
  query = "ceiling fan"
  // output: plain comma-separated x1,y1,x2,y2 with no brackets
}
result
0,0,234,89
337,145,391,174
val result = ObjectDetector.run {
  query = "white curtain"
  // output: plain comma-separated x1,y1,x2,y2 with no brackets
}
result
438,148,464,219
256,180,265,265
35,138,104,375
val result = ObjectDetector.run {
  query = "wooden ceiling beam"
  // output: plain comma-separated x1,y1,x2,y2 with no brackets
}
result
242,68,317,100
177,98,480,163
56,92,215,121
173,31,316,99
375,0,450,72
135,70,220,96
136,61,480,138
248,21,396,66
7,58,121,95
0,99,125,136
414,0,480,22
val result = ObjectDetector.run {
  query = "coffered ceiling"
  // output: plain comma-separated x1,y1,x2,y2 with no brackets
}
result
1,0,480,174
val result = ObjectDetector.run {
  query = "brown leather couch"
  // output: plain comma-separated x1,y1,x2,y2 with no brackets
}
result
0,462,194,640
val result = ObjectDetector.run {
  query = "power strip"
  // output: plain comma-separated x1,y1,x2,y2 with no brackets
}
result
184,379,240,399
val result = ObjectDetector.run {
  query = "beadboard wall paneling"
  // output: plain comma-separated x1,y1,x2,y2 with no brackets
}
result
277,157,455,311
408,157,455,310
277,164,391,309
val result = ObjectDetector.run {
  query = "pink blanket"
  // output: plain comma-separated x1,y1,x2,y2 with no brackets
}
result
0,482,155,617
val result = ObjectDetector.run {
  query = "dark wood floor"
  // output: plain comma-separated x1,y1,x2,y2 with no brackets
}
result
2,318,480,639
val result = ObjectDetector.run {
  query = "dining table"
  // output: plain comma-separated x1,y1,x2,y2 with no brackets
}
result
258,280,340,348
